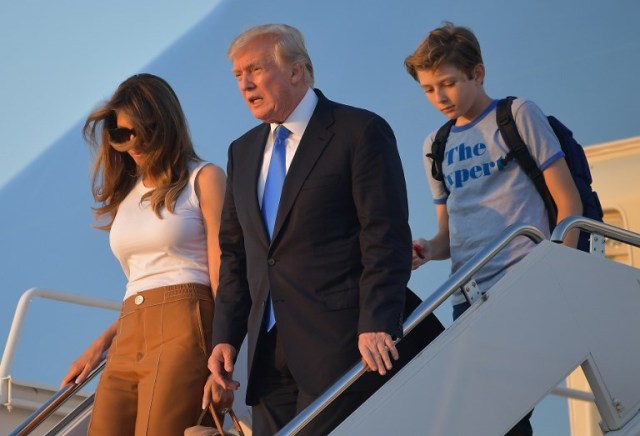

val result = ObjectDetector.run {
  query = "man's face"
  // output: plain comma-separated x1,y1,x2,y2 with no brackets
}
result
416,63,482,123
231,35,301,123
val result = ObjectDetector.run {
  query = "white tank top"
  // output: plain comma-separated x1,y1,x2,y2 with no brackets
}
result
110,161,210,300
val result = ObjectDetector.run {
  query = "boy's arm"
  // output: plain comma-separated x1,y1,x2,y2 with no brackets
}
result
543,158,583,248
412,203,451,269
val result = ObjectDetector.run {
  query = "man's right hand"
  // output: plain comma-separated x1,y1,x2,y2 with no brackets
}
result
207,343,240,391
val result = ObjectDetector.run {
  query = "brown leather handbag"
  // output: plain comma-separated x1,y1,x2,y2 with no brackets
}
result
184,404,245,436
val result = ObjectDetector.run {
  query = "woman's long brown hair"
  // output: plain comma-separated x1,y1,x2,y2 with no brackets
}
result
83,74,200,230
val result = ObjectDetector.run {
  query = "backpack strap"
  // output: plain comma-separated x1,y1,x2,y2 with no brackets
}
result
427,119,456,195
496,97,557,230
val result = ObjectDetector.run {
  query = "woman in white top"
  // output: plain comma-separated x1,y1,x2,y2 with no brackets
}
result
61,74,226,435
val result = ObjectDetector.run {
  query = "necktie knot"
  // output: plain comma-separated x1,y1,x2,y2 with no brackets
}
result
274,124,290,146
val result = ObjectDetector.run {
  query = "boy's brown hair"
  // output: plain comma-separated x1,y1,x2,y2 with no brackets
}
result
404,22,483,81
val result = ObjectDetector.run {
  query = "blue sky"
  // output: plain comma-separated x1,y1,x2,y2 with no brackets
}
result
0,1,222,188
1,0,639,434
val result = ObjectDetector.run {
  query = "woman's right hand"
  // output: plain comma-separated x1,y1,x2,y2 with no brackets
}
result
60,338,107,387
60,322,117,387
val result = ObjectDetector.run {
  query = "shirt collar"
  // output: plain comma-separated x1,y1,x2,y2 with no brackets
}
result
270,88,318,139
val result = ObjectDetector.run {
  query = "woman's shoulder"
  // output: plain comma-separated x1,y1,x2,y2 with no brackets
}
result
189,160,223,179
194,161,225,177
192,161,226,208
192,161,226,191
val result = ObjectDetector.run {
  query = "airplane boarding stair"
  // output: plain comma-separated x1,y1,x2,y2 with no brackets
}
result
5,217,640,435
281,217,640,435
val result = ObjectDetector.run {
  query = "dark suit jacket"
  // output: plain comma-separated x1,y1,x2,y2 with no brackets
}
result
212,90,412,403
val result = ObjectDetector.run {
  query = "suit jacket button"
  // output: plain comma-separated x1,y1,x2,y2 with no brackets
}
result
268,258,276,266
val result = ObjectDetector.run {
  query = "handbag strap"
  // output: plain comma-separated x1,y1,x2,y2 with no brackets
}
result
208,404,225,435
227,409,244,436
197,403,245,436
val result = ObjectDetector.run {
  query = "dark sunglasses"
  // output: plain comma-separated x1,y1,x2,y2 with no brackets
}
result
106,110,136,145
109,127,136,144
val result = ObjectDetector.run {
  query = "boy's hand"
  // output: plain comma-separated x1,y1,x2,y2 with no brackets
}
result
412,239,430,270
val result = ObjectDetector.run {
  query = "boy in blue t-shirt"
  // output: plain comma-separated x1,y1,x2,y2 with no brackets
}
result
404,22,582,435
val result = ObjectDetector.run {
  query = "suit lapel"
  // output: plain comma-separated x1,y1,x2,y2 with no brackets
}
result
238,125,271,246
271,92,335,243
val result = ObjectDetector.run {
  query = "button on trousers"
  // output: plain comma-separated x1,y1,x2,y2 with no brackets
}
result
89,283,214,436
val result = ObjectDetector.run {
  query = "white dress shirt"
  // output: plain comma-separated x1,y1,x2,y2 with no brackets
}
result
257,88,319,205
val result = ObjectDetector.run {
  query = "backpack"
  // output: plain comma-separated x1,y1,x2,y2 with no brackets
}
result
428,96,603,252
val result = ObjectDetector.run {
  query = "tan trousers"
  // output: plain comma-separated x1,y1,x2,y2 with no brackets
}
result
89,283,214,436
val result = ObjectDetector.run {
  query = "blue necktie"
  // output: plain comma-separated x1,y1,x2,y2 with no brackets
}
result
261,125,290,330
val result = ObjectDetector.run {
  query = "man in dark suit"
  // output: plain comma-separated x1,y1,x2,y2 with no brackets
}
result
206,24,412,435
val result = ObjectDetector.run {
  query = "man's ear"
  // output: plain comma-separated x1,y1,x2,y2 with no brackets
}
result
290,62,304,84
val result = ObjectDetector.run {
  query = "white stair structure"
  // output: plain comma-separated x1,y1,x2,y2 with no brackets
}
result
333,240,640,435
5,217,640,435
281,217,640,436
0,379,90,435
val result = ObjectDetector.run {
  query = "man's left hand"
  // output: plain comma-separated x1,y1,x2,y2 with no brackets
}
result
358,332,399,376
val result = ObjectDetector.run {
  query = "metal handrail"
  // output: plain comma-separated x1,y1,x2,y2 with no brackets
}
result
550,386,595,403
45,392,96,436
551,215,640,249
1,288,119,435
10,358,105,436
551,217,640,407
0,288,120,384
277,223,546,435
